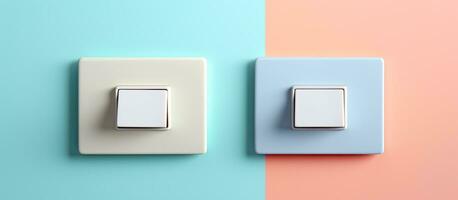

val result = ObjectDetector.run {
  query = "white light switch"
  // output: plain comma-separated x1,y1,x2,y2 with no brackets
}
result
79,58,206,154
115,86,170,129
292,86,346,129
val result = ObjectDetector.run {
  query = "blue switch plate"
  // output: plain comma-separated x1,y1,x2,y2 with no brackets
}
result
255,58,384,154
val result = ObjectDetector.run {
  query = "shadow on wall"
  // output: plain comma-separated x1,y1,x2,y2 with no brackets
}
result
68,60,78,156
67,59,260,158
246,59,257,157
267,154,377,162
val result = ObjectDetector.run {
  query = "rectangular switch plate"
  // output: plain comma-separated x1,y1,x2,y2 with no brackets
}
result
78,57,207,155
255,57,384,154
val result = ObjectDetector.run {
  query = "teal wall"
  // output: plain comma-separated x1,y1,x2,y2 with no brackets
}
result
0,0,265,199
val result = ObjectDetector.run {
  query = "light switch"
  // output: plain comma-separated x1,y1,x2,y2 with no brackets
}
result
115,86,170,129
255,58,383,154
292,86,346,129
79,58,206,154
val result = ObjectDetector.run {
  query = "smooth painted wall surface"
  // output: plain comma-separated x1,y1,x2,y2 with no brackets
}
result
266,0,458,199
2,0,458,199
0,1,264,199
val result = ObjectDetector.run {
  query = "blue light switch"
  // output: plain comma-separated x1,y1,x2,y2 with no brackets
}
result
255,58,384,154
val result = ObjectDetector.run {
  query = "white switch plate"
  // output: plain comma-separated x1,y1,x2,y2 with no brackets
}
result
78,58,206,154
292,86,347,129
115,86,170,129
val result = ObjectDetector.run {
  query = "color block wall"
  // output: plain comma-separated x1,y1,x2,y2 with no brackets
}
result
266,0,458,199
1,0,458,199
0,1,264,199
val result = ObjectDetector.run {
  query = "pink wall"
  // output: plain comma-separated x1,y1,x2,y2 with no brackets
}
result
266,0,458,199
